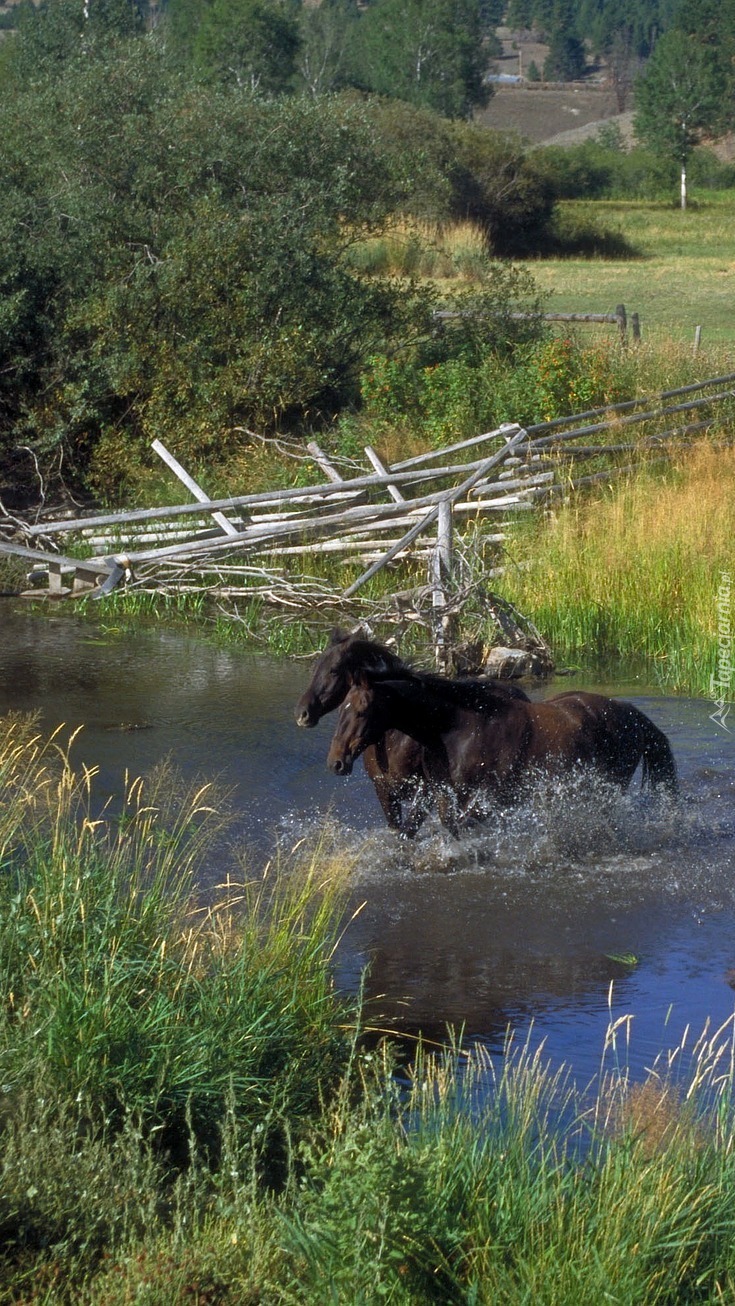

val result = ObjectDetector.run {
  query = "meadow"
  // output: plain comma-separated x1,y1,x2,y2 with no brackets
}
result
4,715,735,1303
525,193,735,347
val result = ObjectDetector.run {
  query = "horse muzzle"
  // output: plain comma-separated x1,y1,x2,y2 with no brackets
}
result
295,704,318,728
328,754,354,776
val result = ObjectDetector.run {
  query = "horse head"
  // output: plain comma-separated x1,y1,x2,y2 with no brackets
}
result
295,628,404,728
326,673,384,775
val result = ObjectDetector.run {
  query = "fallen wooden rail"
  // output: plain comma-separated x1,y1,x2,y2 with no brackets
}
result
4,370,733,607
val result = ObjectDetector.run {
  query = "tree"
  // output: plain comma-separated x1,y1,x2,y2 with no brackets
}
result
505,0,533,30
0,41,433,497
634,29,727,207
539,0,586,80
296,0,358,96
543,29,586,80
2,0,144,81
353,0,491,120
191,0,300,91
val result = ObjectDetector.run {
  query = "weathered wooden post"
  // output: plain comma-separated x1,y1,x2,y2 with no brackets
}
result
631,312,641,345
152,439,241,536
693,325,702,356
432,497,456,671
616,304,627,345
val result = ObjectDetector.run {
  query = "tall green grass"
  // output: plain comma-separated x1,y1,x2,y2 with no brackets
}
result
0,717,356,1167
496,442,734,693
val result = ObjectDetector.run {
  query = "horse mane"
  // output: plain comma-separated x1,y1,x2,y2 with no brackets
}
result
357,664,524,714
333,631,528,709
339,635,409,678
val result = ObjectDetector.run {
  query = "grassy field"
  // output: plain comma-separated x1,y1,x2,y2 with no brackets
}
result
526,193,735,346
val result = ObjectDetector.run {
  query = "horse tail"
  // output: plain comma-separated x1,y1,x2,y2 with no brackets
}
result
639,716,678,794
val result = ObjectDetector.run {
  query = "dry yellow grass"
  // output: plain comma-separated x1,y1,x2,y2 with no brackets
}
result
501,442,735,688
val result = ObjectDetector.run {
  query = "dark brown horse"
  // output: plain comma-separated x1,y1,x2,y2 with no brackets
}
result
327,672,677,837
295,628,530,836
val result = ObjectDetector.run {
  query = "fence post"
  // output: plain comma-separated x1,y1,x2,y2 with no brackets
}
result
693,325,702,356
432,498,455,671
616,304,627,345
631,312,641,345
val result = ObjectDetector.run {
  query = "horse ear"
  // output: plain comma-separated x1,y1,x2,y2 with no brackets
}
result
349,622,373,639
328,626,349,645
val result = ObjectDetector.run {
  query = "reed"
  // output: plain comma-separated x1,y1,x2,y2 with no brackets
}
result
0,719,356,1177
266,1022,735,1304
496,442,734,693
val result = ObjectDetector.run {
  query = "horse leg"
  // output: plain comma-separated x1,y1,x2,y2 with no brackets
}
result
433,785,460,839
398,778,431,839
371,773,405,831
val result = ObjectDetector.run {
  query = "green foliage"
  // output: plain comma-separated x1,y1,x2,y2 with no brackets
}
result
634,29,729,171
352,0,491,119
7,0,144,78
297,0,359,95
498,441,735,692
543,30,586,79
190,0,301,91
532,133,735,203
0,39,434,499
359,334,633,446
1,1095,164,1268
541,0,586,80
6,719,735,1298
447,124,557,255
0,729,353,1165
284,1103,464,1300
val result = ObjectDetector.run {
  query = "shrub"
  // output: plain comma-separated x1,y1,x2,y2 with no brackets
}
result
0,47,431,501
447,123,557,255
532,136,735,203
359,333,635,445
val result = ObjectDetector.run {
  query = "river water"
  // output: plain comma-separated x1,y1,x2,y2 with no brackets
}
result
2,607,734,1092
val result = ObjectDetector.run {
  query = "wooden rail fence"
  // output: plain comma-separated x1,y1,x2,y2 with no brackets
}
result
2,371,733,618
434,302,641,344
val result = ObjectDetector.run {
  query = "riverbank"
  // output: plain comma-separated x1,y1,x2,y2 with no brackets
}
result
2,715,735,1303
13,435,729,697
496,442,735,695
2,334,732,697
1,715,735,1306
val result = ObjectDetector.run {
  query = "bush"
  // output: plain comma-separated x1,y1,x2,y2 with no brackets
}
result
447,122,557,255
358,333,635,446
0,46,431,502
533,136,735,203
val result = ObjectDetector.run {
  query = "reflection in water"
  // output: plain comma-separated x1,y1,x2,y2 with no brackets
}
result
1,605,734,1086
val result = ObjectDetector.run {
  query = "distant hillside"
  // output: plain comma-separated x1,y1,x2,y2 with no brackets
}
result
476,26,622,144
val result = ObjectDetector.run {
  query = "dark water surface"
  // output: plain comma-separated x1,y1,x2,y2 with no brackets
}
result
2,607,734,1090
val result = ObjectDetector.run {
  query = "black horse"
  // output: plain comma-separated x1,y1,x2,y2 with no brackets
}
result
327,671,677,837
295,627,529,836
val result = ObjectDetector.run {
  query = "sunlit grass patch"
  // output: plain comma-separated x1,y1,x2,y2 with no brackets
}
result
526,193,735,345
497,442,735,692
347,216,491,280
